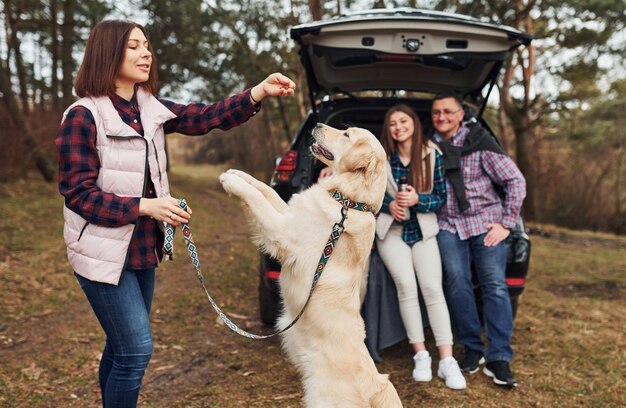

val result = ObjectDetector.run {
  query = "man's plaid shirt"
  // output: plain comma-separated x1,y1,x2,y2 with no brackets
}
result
433,124,526,240
380,150,446,245
56,89,259,270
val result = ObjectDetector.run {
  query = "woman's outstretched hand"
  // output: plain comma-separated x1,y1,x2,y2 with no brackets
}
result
250,73,296,103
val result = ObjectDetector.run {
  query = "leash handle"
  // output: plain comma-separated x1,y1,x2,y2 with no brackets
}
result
166,198,348,340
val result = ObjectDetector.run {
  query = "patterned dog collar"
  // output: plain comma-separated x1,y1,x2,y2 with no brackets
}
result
330,190,373,213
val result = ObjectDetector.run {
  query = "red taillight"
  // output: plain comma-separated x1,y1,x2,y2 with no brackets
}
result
266,270,281,280
506,278,526,287
275,150,297,181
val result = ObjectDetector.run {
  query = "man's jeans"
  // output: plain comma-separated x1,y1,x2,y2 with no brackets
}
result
76,268,155,408
437,230,513,362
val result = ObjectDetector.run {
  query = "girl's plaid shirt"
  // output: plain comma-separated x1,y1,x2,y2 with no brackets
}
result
380,150,446,245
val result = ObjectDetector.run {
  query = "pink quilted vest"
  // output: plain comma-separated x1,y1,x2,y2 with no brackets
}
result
61,88,177,284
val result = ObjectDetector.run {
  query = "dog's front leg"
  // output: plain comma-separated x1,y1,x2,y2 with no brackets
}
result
223,169,289,214
220,172,287,246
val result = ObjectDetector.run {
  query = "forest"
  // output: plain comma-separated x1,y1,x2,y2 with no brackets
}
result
1,0,625,233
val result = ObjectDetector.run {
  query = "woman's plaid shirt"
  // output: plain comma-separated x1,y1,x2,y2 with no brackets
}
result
380,150,446,245
56,89,259,270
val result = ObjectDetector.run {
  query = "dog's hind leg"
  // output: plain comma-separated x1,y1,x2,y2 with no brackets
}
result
224,169,288,213
369,376,403,408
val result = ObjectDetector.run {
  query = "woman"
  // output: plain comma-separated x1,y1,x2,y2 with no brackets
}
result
375,104,466,390
55,20,295,407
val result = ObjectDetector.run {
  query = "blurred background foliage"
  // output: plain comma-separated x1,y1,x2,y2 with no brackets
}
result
0,0,624,233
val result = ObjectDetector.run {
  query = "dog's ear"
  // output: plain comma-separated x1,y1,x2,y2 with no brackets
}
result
338,140,375,173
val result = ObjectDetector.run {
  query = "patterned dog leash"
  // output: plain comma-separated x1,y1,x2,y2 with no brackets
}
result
164,193,372,339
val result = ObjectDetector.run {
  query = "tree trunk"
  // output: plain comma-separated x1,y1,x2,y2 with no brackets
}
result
500,54,538,220
505,103,537,220
499,0,538,221
0,60,55,182
614,145,625,232
497,102,511,154
50,0,60,106
5,2,30,115
61,0,76,106
308,0,324,20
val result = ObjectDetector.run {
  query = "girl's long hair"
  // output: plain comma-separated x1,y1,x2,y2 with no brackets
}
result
381,104,432,192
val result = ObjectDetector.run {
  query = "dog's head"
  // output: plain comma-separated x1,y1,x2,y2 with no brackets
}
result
310,123,387,212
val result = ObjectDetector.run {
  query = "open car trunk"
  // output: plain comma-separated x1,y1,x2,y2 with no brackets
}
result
291,8,532,115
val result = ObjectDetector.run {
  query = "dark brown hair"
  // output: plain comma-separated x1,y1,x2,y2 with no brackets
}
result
381,104,432,192
74,20,158,97
433,91,463,107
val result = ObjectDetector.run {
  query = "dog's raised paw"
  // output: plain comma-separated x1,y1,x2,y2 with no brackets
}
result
223,169,257,185
219,172,248,196
228,169,258,185
218,172,230,184
219,172,236,192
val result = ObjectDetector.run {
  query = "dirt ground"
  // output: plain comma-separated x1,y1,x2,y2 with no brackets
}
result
1,167,625,407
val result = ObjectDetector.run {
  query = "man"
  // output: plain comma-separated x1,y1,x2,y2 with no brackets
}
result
430,91,526,387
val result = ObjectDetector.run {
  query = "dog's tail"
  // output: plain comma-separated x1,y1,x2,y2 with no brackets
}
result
369,374,403,407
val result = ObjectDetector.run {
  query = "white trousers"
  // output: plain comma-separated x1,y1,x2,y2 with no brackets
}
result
376,224,453,346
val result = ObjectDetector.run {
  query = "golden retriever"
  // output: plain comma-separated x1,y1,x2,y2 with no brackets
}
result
219,123,402,407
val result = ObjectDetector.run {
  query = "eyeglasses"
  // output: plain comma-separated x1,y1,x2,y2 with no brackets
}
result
431,109,462,118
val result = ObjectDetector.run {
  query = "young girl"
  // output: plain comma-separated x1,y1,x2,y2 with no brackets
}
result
55,20,295,407
375,104,466,390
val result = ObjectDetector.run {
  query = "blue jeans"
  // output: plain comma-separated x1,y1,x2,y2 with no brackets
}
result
437,230,513,362
75,268,155,408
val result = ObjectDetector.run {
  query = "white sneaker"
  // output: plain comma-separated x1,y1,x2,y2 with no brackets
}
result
437,357,467,390
412,350,432,382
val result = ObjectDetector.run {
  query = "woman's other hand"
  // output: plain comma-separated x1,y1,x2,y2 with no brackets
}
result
250,73,296,103
139,196,192,227
389,200,407,222
396,185,419,207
